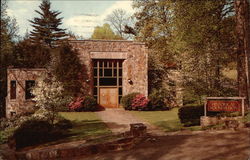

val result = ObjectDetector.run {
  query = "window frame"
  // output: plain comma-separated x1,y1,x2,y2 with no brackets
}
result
25,80,35,100
10,80,17,100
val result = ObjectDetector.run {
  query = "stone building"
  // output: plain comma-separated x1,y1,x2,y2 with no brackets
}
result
5,40,148,117
69,40,148,108
6,68,46,118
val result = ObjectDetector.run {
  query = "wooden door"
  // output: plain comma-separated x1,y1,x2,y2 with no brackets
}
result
99,87,118,108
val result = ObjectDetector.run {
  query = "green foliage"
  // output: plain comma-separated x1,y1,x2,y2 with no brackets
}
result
29,0,67,47
52,43,87,97
91,23,123,40
121,92,139,110
178,105,204,127
13,40,51,68
148,89,173,110
133,0,237,100
55,119,73,130
81,96,98,111
0,0,19,117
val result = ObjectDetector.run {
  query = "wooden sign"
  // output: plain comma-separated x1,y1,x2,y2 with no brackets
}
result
207,100,241,112
204,97,245,117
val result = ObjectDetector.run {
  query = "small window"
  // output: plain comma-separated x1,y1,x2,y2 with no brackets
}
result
25,80,35,100
10,81,16,99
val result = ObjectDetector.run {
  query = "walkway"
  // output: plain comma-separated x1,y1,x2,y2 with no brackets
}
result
96,108,165,135
73,129,250,160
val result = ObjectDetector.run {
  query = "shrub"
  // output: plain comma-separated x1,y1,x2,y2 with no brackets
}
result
148,89,172,110
55,119,73,130
131,94,149,111
11,119,64,149
178,105,204,127
69,97,84,111
69,96,98,111
81,96,98,111
121,92,139,110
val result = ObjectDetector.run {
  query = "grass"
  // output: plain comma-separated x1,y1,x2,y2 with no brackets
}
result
243,111,250,122
39,112,113,146
130,108,201,132
58,112,112,141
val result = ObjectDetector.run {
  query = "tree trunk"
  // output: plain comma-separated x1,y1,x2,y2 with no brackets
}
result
235,0,250,108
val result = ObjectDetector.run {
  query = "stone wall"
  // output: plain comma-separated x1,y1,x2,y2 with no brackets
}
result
69,40,148,97
6,68,46,118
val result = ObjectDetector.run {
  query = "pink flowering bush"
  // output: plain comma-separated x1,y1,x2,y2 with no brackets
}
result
68,97,85,111
131,94,149,111
68,96,98,111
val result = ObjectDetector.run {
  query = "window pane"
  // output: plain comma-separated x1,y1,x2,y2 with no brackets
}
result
119,61,122,67
99,78,117,86
94,78,97,86
94,69,97,76
119,87,122,95
99,61,103,68
94,61,97,67
104,61,107,67
25,80,35,99
119,69,122,77
119,78,122,86
99,68,103,76
10,81,16,99
104,69,112,77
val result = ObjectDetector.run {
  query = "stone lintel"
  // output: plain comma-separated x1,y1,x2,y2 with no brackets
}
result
90,52,127,59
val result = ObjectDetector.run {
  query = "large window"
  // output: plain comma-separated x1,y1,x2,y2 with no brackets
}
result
10,80,16,99
25,80,35,100
93,59,123,103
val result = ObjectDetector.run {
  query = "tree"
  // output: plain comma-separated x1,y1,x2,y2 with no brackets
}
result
105,9,134,39
29,0,67,48
234,0,250,107
91,23,122,40
0,0,19,117
32,72,70,124
133,0,237,104
52,43,88,97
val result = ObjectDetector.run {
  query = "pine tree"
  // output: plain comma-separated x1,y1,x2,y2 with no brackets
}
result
29,0,67,48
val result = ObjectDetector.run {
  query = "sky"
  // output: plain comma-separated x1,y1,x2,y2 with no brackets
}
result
7,0,135,39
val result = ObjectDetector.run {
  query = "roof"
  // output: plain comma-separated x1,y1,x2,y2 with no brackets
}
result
68,39,146,45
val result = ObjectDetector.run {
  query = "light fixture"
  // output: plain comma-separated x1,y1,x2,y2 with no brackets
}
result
128,79,133,85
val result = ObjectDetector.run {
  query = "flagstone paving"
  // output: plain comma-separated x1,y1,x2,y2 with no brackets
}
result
96,108,165,135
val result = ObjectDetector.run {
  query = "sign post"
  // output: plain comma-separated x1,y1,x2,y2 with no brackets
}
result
204,97,246,117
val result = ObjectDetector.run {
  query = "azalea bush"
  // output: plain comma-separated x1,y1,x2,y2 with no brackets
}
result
131,94,149,111
69,96,98,111
121,92,139,110
69,97,84,111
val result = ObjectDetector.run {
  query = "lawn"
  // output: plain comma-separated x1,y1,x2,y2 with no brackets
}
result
58,112,112,142
37,112,113,146
130,108,201,132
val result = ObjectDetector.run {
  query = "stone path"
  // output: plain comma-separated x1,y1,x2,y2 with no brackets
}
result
73,129,250,160
96,108,165,135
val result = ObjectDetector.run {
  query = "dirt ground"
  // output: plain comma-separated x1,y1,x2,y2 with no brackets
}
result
73,129,250,160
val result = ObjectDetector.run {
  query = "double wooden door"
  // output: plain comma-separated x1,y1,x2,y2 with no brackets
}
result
99,87,118,108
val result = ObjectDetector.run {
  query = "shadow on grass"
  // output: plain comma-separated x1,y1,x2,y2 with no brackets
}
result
66,120,112,139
